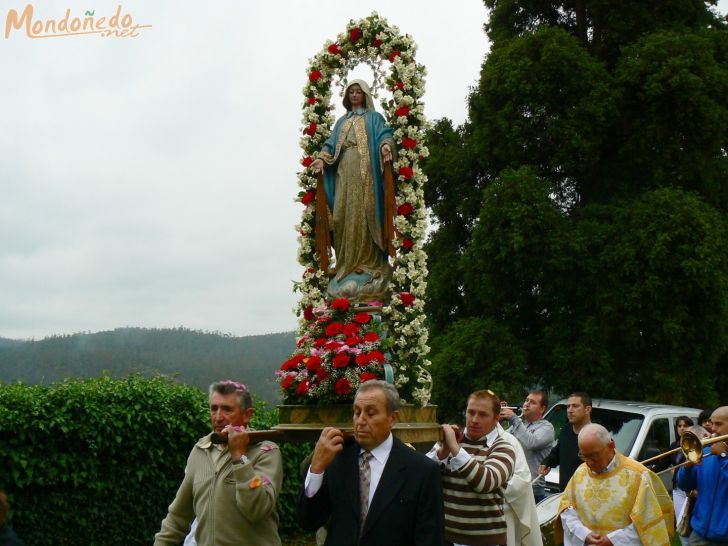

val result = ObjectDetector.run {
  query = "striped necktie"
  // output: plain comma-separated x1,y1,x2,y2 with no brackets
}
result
359,451,373,527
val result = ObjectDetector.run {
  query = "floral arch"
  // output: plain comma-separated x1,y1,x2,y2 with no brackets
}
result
284,13,432,406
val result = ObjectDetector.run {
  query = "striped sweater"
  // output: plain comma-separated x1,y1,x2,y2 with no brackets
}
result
441,435,515,546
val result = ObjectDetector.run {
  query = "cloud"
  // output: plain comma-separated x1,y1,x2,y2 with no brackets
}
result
0,0,489,339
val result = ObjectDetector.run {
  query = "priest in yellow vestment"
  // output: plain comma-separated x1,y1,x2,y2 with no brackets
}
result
555,423,673,546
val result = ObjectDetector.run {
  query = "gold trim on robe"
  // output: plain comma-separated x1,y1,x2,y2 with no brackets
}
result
555,452,674,546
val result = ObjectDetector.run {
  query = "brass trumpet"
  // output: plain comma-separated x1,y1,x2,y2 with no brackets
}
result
641,431,728,475
500,406,525,418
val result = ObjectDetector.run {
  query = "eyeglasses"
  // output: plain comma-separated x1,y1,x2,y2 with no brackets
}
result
577,448,605,462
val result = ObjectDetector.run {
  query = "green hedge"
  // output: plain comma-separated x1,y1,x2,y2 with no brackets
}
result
0,375,312,546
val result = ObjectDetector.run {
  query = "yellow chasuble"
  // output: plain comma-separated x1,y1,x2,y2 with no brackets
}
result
555,452,673,546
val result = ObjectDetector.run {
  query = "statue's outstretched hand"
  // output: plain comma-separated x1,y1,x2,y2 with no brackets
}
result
311,158,325,174
382,144,393,163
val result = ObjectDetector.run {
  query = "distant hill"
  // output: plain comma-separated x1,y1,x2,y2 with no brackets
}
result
0,327,296,405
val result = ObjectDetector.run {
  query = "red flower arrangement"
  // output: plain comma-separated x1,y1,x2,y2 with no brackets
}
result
304,123,318,136
401,137,417,149
397,203,414,216
398,166,414,180
394,105,410,117
327,43,341,55
278,298,391,404
309,70,322,82
350,28,362,43
301,191,315,205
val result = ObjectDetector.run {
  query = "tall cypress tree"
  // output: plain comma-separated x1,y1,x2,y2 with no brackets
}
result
424,0,728,416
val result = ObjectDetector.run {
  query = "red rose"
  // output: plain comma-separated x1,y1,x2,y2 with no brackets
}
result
282,353,306,370
342,322,360,336
314,337,327,348
305,355,322,371
301,191,315,205
345,336,362,346
316,367,329,381
331,298,350,312
393,81,405,91
304,123,317,136
372,38,383,48
400,292,415,306
368,351,385,363
397,203,414,216
333,353,351,369
302,156,314,167
325,340,343,351
353,312,372,324
335,377,352,395
401,137,417,149
389,51,401,63
401,238,414,250
355,353,370,367
303,306,315,321
309,70,322,82
325,322,344,336
398,166,414,180
296,380,310,395
308,96,317,105
361,372,379,382
350,28,362,43
327,43,341,55
363,332,379,343
394,105,410,117
281,373,296,389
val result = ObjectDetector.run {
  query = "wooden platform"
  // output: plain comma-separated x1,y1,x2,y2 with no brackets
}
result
273,404,441,444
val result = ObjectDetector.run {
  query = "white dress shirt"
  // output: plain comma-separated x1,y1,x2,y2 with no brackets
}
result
305,432,394,507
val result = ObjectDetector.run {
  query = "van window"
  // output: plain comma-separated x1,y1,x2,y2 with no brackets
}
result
639,418,671,460
545,405,644,454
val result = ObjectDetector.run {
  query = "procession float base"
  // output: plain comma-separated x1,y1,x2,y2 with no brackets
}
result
273,404,440,444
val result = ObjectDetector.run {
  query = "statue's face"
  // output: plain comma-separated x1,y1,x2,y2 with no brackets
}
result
348,84,364,109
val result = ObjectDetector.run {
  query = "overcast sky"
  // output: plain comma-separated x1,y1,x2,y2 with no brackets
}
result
1,1,726,341
0,0,493,340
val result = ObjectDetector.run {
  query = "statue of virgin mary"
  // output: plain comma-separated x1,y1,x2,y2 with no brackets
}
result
311,80,396,302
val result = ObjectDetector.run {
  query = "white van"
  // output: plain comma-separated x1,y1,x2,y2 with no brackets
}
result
542,398,701,493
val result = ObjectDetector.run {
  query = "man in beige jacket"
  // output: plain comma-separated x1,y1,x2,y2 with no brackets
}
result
154,380,283,546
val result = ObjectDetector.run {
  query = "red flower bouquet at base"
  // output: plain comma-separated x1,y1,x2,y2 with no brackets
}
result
277,298,391,404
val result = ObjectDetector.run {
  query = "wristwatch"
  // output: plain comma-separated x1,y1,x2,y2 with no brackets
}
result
234,454,249,465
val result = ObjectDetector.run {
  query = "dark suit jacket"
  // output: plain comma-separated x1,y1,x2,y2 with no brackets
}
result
297,436,444,546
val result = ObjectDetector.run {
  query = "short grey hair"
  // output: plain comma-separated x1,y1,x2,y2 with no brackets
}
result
208,380,252,411
578,423,612,446
356,380,400,414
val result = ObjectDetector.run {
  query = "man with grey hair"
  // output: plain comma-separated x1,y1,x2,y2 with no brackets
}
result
154,380,283,546
298,380,444,546
556,423,673,546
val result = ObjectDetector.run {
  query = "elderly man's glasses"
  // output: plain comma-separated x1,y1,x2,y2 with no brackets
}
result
578,447,606,462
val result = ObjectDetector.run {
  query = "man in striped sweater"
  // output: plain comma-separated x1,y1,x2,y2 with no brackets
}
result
428,389,516,546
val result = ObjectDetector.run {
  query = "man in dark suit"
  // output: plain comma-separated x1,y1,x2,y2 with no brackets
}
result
297,380,444,546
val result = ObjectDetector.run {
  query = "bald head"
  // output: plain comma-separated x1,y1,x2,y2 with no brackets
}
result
577,423,615,473
711,406,728,436
578,423,611,446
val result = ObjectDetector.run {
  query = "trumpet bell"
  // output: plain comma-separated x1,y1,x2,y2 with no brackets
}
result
680,430,704,464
